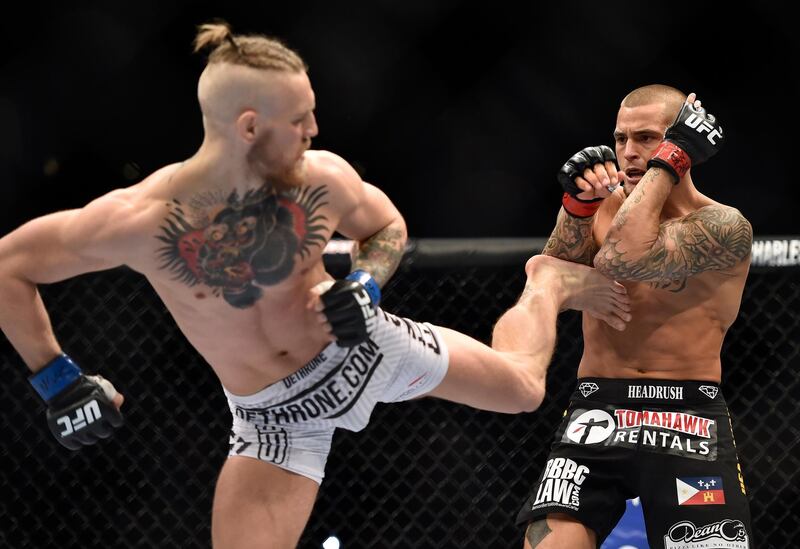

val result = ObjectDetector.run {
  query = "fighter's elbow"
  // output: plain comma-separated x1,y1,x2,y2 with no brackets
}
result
0,245,26,283
592,250,611,276
387,214,407,242
593,246,647,282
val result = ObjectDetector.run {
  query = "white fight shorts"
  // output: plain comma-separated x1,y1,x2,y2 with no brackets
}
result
224,309,449,483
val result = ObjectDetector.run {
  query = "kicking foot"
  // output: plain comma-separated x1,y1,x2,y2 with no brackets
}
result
524,255,631,330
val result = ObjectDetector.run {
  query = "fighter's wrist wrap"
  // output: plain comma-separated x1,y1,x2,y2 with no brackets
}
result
562,193,603,218
345,270,381,306
647,142,691,183
558,145,615,218
29,354,82,402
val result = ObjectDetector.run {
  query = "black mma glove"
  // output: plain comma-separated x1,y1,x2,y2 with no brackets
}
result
647,98,724,183
320,270,381,347
557,145,617,218
29,354,123,450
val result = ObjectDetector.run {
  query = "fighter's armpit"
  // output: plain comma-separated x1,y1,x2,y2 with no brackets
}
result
594,205,752,291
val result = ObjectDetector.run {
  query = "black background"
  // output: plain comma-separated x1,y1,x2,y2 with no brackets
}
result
1,1,796,239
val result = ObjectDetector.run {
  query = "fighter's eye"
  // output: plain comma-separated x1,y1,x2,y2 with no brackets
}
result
237,217,257,234
206,224,228,241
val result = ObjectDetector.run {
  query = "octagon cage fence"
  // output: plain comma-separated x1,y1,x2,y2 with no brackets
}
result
1,236,798,549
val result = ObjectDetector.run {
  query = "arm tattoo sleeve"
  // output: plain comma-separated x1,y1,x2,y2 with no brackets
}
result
542,207,599,266
594,205,752,291
351,224,406,287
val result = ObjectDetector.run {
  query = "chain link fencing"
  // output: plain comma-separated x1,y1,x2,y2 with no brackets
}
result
1,238,797,548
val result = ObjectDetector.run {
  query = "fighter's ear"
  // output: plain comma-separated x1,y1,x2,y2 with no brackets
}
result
235,110,258,143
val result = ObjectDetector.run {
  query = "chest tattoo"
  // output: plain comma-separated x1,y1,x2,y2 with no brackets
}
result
156,184,329,308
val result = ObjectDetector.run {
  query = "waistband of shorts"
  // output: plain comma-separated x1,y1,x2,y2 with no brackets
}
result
223,340,350,406
572,377,724,405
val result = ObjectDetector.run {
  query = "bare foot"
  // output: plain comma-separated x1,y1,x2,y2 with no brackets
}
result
525,255,631,330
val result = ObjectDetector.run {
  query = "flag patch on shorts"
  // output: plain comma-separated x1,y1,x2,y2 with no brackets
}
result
675,476,725,505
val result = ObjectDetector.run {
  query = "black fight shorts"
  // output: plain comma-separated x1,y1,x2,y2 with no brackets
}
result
517,378,753,548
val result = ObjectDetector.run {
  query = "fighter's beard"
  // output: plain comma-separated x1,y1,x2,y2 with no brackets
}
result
247,131,309,192
264,159,306,192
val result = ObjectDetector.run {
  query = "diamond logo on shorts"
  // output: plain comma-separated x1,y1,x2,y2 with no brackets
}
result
578,382,599,398
698,385,719,399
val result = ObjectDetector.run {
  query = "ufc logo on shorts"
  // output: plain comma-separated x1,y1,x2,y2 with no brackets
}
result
56,400,102,436
683,113,723,144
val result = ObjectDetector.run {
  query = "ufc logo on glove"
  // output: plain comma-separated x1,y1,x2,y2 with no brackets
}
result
683,113,723,144
56,400,103,436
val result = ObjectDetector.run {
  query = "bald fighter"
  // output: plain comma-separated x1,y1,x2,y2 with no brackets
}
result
518,86,754,549
0,22,630,549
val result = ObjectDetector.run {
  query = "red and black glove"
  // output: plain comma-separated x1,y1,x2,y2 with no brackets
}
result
557,145,617,218
647,99,724,183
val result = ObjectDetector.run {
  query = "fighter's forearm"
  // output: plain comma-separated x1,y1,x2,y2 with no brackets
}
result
597,167,672,263
541,207,598,266
0,275,62,370
351,218,407,287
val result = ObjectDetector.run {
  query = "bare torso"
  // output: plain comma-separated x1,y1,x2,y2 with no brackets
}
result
579,192,750,382
119,151,356,395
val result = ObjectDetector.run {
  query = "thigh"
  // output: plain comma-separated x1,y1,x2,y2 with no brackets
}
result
523,514,596,549
425,325,540,413
212,456,320,549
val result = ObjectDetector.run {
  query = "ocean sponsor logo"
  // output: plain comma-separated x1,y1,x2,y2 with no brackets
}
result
578,382,599,398
627,384,684,400
234,339,384,425
676,476,726,505
531,458,589,511
664,519,749,549
564,409,616,444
